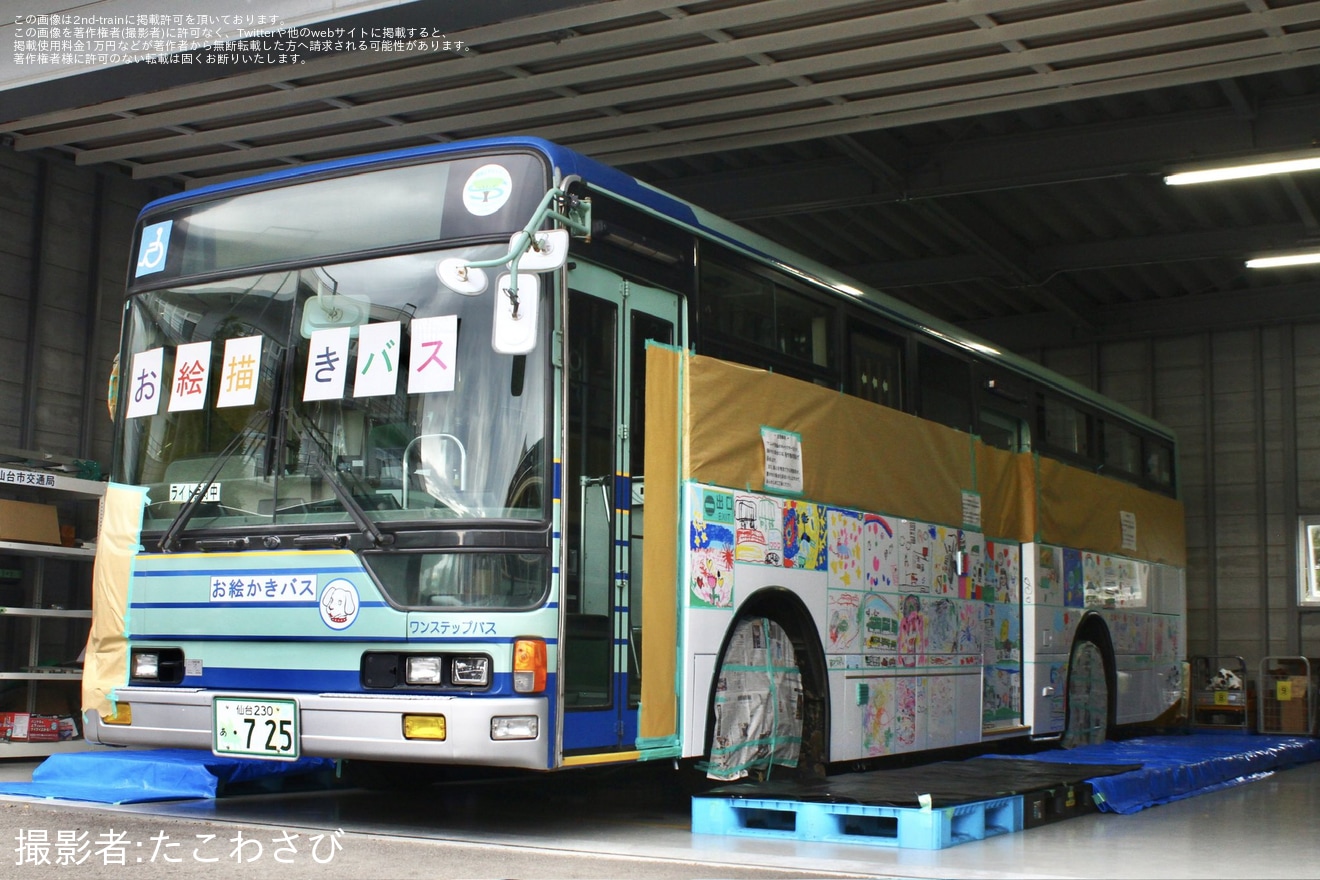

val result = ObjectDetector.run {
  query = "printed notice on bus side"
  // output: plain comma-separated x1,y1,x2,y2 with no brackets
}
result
761,426,803,495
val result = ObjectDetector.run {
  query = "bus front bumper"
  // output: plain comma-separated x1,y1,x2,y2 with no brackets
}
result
85,687,549,770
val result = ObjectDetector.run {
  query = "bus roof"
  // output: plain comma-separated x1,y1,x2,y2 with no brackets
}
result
142,135,1174,443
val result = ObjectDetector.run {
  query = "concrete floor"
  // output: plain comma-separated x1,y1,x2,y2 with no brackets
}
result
0,750,1318,878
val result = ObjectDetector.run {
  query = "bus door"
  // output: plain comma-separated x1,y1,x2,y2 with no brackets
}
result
562,262,680,757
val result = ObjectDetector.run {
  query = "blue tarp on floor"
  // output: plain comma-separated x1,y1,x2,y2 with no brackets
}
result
0,749,335,804
994,733,1320,814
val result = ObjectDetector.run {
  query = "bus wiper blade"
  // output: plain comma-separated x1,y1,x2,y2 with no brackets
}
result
309,458,395,548
158,416,263,553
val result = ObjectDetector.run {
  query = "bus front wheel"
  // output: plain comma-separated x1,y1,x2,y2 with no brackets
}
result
705,611,827,782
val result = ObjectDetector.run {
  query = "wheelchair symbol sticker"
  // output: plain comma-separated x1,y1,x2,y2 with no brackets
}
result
135,220,172,277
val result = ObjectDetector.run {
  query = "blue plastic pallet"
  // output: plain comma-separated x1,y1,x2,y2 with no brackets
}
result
691,793,1024,850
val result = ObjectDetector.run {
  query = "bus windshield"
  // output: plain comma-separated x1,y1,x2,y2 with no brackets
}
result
115,243,548,533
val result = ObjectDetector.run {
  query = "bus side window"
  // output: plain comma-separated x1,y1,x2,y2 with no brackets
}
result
979,408,1030,452
918,345,971,432
848,326,904,410
1041,395,1093,460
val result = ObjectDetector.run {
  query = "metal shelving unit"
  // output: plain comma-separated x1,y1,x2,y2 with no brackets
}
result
1189,655,1253,732
0,457,105,756
1259,657,1317,736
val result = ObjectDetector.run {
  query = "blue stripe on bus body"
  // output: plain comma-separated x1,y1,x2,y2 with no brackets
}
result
157,667,528,692
130,633,559,647
133,566,364,577
129,601,390,610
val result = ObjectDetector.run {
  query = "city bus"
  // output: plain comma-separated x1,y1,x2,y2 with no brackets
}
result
85,136,1185,782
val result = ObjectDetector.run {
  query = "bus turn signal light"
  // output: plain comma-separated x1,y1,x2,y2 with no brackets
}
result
101,705,132,725
512,638,546,693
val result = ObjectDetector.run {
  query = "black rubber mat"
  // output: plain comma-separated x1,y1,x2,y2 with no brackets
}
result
699,758,1141,808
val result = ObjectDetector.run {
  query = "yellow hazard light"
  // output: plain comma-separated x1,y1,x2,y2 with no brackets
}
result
512,638,547,693
102,705,132,725
402,714,447,741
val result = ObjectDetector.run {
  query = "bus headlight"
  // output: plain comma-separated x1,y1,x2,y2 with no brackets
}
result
131,651,159,680
451,656,490,687
129,648,185,684
405,656,443,685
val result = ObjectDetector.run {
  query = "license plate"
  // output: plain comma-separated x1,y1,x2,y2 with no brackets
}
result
213,697,300,760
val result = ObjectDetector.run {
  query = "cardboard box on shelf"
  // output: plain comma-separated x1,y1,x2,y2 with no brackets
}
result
23,716,60,742
0,499,61,545
1277,676,1313,733
2,712,31,741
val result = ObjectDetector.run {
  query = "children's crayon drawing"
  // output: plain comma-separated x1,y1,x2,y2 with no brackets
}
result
827,589,862,653
827,508,863,589
960,535,983,599
932,526,961,595
983,666,1020,727
897,594,926,667
926,674,956,748
863,514,898,590
925,597,959,657
690,519,734,608
734,492,783,566
862,592,899,654
900,520,934,592
1063,547,1084,607
783,499,827,571
894,676,922,750
1037,545,1062,606
861,678,895,757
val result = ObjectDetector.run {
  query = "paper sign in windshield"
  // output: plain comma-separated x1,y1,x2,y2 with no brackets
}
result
125,347,164,419
167,341,212,412
353,321,401,398
408,315,458,393
215,335,264,408
303,327,351,402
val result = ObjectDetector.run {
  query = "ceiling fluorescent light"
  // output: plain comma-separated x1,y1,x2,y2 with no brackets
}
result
1166,153,1320,186
1245,251,1320,269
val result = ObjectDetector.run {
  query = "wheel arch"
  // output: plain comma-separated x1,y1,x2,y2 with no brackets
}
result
703,586,831,774
1066,611,1119,735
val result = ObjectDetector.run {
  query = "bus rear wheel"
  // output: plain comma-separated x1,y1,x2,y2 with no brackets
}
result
1061,635,1110,748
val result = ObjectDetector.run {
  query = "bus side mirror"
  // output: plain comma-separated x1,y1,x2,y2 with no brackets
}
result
492,273,539,355
516,229,569,272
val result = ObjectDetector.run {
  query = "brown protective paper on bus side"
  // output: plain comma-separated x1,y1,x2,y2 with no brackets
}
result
976,443,1035,542
639,345,682,743
82,483,147,724
1037,456,1187,567
681,352,1180,564
686,354,974,530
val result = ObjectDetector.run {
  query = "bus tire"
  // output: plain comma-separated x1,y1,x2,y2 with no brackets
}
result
1061,631,1112,748
704,595,828,781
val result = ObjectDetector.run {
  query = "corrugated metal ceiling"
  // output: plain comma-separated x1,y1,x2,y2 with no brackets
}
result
6,0,1320,350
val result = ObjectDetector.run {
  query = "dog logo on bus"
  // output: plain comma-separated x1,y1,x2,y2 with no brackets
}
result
319,578,360,630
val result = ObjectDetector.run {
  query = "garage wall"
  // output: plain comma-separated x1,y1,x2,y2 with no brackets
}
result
1031,327,1320,673
0,148,172,469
